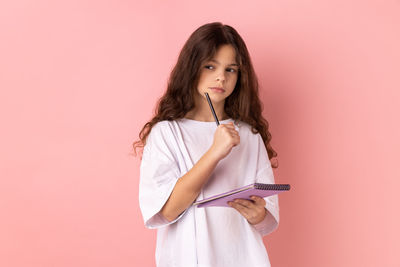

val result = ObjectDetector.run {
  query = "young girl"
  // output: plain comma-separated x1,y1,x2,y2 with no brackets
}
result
133,22,280,267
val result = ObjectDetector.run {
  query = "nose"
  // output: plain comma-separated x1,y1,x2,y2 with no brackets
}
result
215,70,226,82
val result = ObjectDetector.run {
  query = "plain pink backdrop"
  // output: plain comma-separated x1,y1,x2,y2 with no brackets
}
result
1,0,399,266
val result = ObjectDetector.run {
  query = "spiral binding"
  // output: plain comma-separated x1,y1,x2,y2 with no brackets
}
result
254,183,291,191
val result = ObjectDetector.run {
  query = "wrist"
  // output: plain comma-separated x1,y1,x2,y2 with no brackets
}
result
205,146,222,163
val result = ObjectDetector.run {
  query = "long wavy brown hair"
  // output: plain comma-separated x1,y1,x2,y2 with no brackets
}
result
132,22,278,168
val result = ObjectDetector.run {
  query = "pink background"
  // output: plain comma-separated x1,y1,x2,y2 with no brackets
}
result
1,0,399,266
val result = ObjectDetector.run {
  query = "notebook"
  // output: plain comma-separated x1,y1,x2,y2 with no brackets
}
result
193,183,291,208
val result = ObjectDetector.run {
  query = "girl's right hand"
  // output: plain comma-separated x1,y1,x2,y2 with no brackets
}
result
209,122,240,161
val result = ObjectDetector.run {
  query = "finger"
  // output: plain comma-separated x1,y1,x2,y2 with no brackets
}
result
220,126,236,134
229,200,265,224
222,122,235,129
226,128,239,136
250,196,266,206
228,131,239,137
232,198,256,209
224,130,239,140
234,136,240,145
228,201,251,218
227,128,239,133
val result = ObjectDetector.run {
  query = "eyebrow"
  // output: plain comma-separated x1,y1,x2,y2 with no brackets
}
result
209,59,239,67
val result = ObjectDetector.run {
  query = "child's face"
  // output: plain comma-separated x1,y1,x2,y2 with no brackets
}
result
196,44,239,104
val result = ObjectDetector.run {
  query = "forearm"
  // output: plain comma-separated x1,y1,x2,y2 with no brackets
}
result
160,148,220,222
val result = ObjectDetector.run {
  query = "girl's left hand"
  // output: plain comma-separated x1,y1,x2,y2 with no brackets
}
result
228,196,267,225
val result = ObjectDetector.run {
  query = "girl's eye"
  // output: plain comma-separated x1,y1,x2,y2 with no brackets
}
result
205,65,237,73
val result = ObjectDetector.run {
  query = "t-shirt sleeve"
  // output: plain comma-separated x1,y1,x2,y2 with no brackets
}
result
253,133,280,236
138,122,187,229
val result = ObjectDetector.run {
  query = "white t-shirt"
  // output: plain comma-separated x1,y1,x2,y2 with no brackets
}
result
139,118,279,267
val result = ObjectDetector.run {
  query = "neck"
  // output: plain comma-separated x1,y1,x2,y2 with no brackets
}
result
185,96,228,122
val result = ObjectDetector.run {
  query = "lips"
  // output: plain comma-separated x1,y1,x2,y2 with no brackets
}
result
210,87,225,93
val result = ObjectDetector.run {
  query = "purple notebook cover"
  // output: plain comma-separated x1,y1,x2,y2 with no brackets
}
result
193,183,290,208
